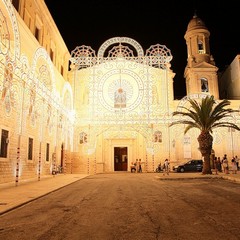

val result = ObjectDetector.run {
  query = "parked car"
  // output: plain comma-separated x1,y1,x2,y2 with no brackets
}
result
172,160,203,173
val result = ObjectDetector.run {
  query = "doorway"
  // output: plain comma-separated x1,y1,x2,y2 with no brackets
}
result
114,147,128,171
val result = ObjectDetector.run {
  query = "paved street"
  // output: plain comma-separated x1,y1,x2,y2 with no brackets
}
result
0,172,240,240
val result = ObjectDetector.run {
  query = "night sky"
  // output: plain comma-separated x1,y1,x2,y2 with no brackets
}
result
44,0,239,98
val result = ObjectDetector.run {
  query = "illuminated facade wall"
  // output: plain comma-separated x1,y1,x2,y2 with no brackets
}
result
69,35,240,174
69,38,179,173
0,0,73,183
0,1,240,183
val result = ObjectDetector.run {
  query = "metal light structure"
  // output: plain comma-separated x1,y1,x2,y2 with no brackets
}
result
70,37,173,171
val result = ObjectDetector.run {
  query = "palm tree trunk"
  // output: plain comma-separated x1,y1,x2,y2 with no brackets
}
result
197,131,213,174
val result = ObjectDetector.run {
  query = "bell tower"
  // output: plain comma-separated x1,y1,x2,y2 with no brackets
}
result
184,14,219,99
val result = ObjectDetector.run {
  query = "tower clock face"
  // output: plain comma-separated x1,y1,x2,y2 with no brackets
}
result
98,69,144,112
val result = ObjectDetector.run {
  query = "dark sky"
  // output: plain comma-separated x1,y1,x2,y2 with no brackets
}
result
44,0,239,98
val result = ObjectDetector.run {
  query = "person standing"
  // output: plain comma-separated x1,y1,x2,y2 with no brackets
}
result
163,158,170,176
231,157,238,174
222,154,229,174
138,159,142,173
136,159,139,173
157,162,162,172
214,156,218,175
217,157,222,172
235,155,239,170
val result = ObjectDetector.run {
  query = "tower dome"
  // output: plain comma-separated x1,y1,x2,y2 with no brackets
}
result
187,14,207,31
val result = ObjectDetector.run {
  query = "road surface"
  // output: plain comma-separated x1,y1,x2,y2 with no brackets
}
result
0,173,240,240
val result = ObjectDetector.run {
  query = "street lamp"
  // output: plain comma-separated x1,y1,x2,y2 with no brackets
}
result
229,127,235,157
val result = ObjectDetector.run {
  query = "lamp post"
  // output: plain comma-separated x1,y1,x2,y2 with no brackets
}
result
229,127,235,157
38,97,45,181
16,81,25,186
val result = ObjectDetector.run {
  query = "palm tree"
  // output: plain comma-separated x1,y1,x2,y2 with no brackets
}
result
170,95,240,174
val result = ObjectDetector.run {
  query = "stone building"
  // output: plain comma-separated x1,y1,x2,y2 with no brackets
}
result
0,0,239,184
218,55,240,100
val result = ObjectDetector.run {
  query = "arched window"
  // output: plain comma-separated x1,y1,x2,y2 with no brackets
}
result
201,78,209,92
197,37,205,54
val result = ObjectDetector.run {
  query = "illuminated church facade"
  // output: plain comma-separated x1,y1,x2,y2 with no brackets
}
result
0,0,240,183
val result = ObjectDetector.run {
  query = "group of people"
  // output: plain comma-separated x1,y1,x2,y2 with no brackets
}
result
214,154,239,174
131,159,142,173
131,158,170,174
131,154,239,175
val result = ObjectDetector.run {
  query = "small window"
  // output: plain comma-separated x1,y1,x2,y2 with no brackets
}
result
198,40,203,52
61,65,64,76
35,27,40,42
46,143,50,161
0,129,9,158
12,0,20,11
28,138,33,160
198,38,205,54
50,48,54,62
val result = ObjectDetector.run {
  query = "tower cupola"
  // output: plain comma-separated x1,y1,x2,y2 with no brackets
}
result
184,14,219,99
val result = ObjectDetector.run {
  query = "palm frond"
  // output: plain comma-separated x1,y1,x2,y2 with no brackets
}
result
170,95,240,134
211,122,240,131
183,125,197,134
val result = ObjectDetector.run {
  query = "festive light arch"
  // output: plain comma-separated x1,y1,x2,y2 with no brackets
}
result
2,0,20,58
32,47,56,90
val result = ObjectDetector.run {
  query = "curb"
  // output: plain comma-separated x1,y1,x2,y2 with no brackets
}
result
157,175,240,184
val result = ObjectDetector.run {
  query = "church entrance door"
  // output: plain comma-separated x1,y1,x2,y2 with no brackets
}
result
114,147,128,171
